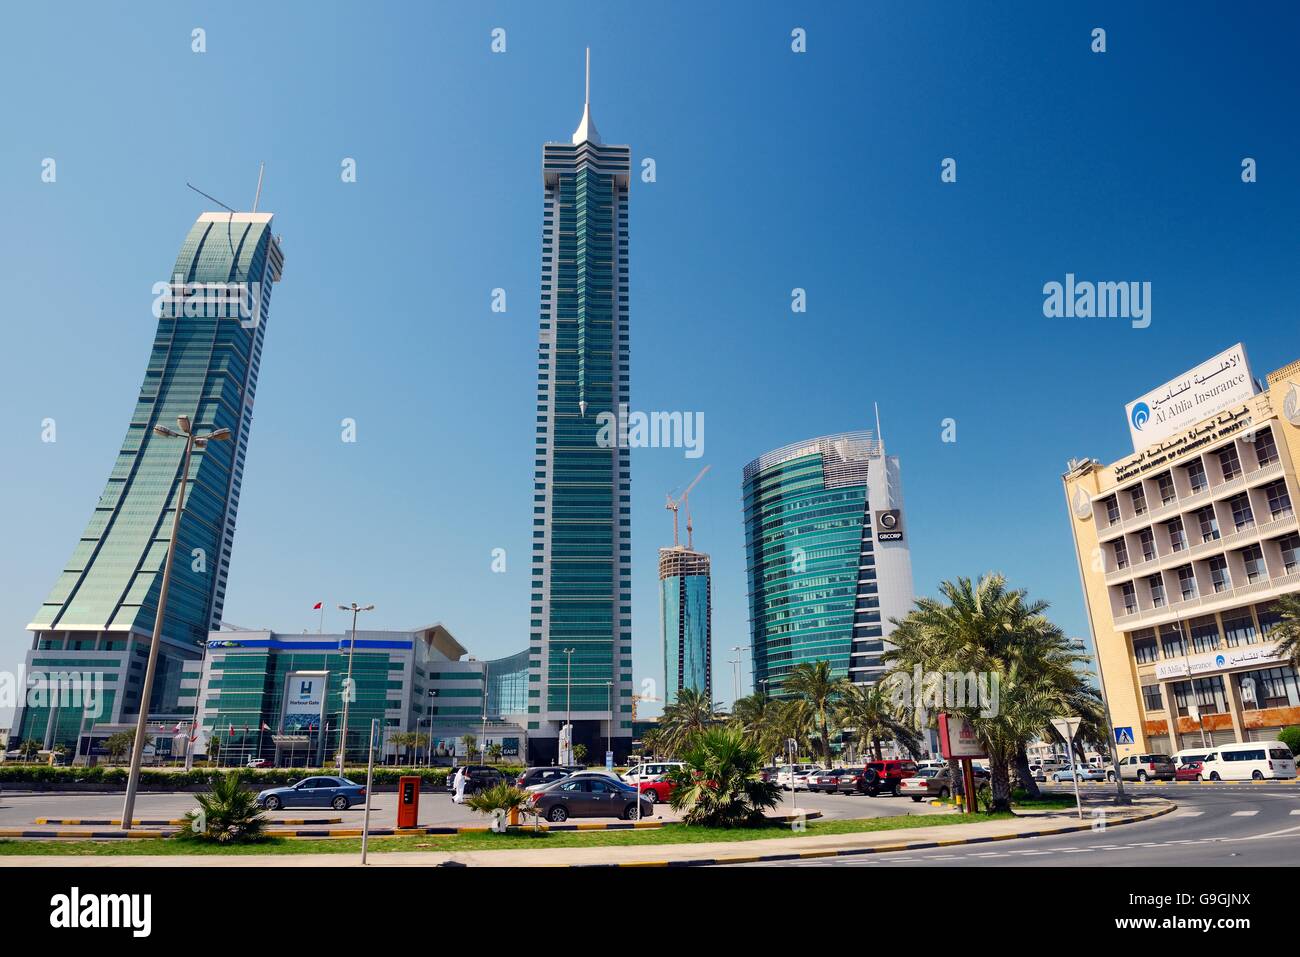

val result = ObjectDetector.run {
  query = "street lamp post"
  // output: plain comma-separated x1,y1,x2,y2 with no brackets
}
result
730,645,750,704
337,602,375,777
605,680,612,764
121,416,230,831
562,646,575,765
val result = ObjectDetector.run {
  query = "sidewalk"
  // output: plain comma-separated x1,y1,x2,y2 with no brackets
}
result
0,797,1173,867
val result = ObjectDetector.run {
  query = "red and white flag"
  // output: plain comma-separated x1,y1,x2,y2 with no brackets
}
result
228,724,235,737
313,601,322,610
172,722,182,734
261,722,271,732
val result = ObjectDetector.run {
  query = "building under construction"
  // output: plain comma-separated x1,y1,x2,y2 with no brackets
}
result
660,467,713,703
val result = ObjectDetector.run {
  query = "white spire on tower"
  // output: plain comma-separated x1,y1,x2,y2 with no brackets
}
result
571,47,602,145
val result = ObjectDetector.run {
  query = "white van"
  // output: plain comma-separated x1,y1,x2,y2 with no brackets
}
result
620,761,683,785
1171,747,1212,769
1198,741,1297,781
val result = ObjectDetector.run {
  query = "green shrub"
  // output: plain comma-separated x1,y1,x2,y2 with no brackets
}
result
1278,726,1300,756
176,772,268,844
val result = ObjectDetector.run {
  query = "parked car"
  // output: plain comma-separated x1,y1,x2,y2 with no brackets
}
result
530,776,654,822
525,769,623,792
807,768,853,793
776,764,818,790
1174,760,1203,782
1198,741,1296,781
759,766,782,785
900,767,954,802
516,766,574,790
835,767,885,795
621,761,683,785
1051,765,1106,782
245,758,271,769
453,765,514,795
1108,754,1175,782
792,767,827,791
862,759,920,795
257,776,366,811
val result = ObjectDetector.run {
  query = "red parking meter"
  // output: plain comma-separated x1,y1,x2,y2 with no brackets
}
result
397,775,421,828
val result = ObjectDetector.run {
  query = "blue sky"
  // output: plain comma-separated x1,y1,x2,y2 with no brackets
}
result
3,1,1299,724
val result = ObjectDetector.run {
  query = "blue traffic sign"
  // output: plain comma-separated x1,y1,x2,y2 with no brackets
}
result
1114,726,1135,745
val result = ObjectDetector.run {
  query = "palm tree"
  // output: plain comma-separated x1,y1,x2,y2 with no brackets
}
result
17,739,41,761
665,726,781,827
460,733,479,762
466,783,537,830
884,573,1085,812
1264,593,1300,669
180,771,268,844
485,742,504,765
835,683,922,761
658,688,720,756
782,661,846,766
730,692,786,760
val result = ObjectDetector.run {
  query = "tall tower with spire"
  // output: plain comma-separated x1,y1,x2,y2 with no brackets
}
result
528,51,633,764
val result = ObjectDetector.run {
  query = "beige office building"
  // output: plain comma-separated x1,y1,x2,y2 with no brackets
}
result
1064,345,1300,756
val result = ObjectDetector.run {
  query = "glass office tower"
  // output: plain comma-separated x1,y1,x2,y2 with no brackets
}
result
16,211,285,753
742,431,914,697
528,58,633,763
659,547,712,703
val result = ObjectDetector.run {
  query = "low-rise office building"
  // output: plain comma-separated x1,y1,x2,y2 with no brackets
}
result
190,623,530,765
1064,344,1300,757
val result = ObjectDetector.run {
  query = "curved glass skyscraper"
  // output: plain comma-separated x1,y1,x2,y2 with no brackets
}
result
17,211,284,752
742,431,914,697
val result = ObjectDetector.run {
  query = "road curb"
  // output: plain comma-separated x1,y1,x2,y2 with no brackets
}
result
567,801,1177,867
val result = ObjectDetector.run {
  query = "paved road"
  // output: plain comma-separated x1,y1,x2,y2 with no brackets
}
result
740,783,1300,867
0,783,946,831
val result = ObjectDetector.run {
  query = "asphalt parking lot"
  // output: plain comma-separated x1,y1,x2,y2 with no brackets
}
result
0,783,950,832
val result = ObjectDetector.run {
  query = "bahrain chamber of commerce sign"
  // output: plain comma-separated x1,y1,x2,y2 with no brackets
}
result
1125,343,1257,452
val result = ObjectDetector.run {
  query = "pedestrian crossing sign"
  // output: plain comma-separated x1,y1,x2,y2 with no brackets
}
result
1114,726,1135,745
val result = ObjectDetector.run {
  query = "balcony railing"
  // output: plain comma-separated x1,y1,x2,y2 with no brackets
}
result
1102,512,1299,585
1112,568,1300,629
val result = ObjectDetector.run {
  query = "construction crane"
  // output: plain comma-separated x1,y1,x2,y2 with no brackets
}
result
665,464,710,548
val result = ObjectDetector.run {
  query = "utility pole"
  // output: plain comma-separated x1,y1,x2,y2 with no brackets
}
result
121,415,230,831
337,602,375,776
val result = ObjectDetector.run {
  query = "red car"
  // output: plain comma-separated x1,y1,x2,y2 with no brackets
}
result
863,759,920,795
1175,760,1203,782
637,779,674,804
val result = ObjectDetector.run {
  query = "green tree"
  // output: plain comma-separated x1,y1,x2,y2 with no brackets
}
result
730,692,787,759
460,734,479,762
1263,593,1300,669
486,742,504,764
658,688,720,756
782,661,846,766
17,739,42,761
179,771,268,844
105,729,152,764
1278,726,1300,756
466,783,538,830
571,743,588,765
835,682,922,761
884,573,1088,812
665,726,781,828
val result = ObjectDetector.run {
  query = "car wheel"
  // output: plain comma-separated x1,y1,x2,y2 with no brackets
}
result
1137,770,1148,782
1196,774,1204,782
910,796,922,803
264,796,282,811
939,787,951,799
547,806,568,823
643,789,657,805
1210,772,1221,781
1252,770,1264,780
866,786,880,797
621,804,637,821
1107,771,1115,782
332,795,349,810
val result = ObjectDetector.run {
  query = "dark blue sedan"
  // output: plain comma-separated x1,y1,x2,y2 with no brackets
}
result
257,776,366,811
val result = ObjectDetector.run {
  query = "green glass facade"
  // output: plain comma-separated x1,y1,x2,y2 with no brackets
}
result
16,212,284,751
529,115,633,762
743,434,883,697
659,547,712,703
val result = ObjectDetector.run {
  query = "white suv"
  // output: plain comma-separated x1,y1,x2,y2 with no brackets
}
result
621,761,683,785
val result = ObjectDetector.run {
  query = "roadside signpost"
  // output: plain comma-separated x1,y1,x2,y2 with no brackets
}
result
1050,716,1085,820
937,713,986,814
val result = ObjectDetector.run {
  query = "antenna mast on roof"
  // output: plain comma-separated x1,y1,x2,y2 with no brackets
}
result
252,162,265,213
